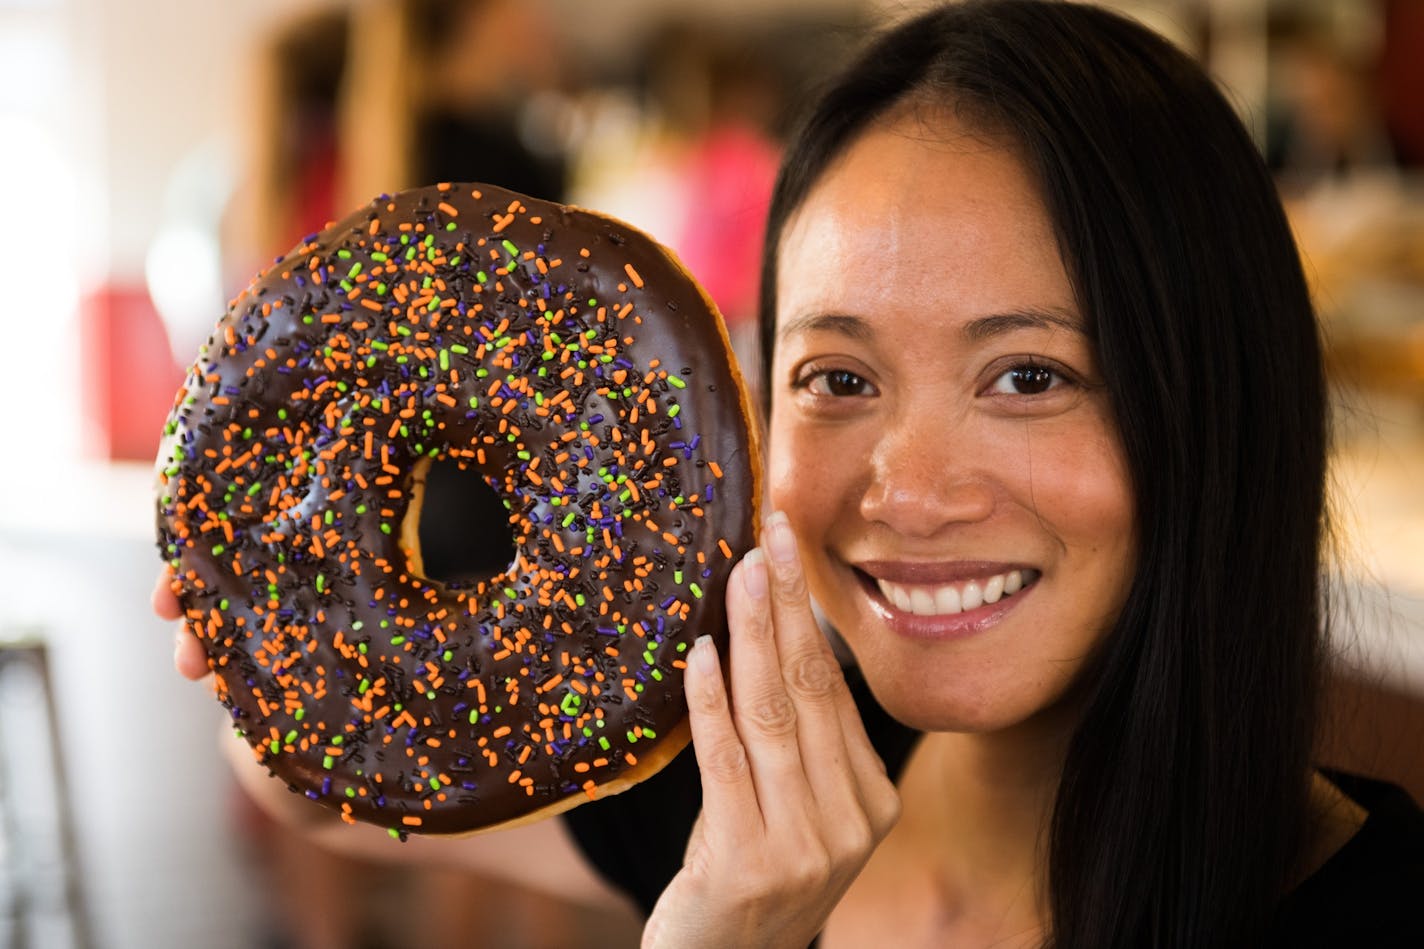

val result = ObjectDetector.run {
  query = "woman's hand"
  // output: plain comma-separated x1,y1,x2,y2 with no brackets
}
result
152,566,210,680
643,512,901,949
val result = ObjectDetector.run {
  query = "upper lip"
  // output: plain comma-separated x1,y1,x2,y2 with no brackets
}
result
853,560,1034,584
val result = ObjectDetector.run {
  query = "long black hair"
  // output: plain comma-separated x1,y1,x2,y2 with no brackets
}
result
758,2,1327,945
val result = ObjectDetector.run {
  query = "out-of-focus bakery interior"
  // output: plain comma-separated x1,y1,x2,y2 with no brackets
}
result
0,0,1420,945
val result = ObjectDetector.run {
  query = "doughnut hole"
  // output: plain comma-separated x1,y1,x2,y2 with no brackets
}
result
412,456,516,588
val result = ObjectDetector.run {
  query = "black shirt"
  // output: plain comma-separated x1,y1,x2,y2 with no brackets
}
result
563,676,1424,945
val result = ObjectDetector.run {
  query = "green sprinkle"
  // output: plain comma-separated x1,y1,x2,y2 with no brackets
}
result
469,709,479,724
440,350,450,371
337,249,352,259
651,669,663,681
476,271,488,284
270,740,280,755
295,708,306,721
598,736,610,751
450,343,469,354
211,544,225,556
316,574,325,593
278,408,287,420
218,598,229,610
247,482,262,495
391,635,406,645
429,777,441,790
358,679,370,694
690,583,704,599
668,375,687,389
371,251,388,262
562,512,576,527
560,692,583,716
370,340,389,351
380,523,392,534
352,620,363,631
667,404,681,419
643,728,656,739
285,730,298,745
388,828,400,839
323,756,334,770
501,239,519,256
346,787,356,798
396,325,412,337
626,730,638,743
504,588,517,599
574,593,586,607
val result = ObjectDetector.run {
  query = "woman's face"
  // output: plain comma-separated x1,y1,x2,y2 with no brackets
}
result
769,115,1136,733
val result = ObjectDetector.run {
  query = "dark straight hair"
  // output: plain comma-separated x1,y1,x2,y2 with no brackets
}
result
758,2,1327,945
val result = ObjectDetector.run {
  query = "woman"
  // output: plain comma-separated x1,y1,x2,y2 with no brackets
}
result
157,2,1424,945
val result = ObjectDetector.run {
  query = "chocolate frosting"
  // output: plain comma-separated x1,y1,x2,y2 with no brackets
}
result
156,184,757,834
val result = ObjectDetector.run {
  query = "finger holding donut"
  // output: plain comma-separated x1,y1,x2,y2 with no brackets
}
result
643,513,901,949
152,565,210,680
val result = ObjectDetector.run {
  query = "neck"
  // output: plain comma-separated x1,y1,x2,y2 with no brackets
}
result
896,706,1079,939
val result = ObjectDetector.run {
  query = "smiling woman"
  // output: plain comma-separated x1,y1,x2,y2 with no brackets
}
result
770,117,1135,739
156,2,1424,947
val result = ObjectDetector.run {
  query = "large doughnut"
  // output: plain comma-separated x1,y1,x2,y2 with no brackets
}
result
155,183,760,836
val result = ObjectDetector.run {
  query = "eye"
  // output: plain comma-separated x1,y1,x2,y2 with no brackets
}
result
805,368,875,397
989,362,1063,396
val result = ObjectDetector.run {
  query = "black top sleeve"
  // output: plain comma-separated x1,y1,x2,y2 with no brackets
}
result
1265,770,1424,947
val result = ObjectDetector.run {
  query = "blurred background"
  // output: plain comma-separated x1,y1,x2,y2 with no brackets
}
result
0,0,1420,946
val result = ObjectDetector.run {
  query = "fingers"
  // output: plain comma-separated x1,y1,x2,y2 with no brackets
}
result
155,565,212,680
726,548,817,826
684,633,761,842
173,625,211,680
759,513,895,834
151,565,183,620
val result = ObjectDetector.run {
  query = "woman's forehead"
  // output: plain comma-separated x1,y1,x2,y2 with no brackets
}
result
774,119,1072,339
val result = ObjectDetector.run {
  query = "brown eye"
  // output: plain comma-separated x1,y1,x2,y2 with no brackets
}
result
990,363,1060,396
808,369,872,397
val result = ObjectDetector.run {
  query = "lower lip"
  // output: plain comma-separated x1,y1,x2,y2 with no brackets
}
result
858,574,1033,641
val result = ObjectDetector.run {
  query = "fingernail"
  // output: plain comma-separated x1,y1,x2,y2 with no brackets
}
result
689,634,716,673
741,548,768,598
764,511,797,564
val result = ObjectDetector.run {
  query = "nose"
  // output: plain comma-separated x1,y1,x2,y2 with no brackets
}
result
858,407,996,538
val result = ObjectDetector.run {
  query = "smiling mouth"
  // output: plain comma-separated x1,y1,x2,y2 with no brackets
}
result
857,568,1041,617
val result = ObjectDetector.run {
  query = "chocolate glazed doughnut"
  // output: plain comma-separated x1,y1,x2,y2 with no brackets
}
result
156,183,760,836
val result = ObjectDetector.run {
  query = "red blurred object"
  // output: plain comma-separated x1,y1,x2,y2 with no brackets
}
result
79,284,184,462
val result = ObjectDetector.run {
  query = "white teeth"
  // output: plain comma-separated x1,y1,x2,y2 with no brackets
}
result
873,569,1032,617
909,587,937,616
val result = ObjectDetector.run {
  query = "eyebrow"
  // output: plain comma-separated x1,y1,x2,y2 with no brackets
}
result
776,312,874,342
777,307,1086,343
961,308,1086,342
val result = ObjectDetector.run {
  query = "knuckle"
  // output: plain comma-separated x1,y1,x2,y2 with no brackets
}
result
783,649,841,702
829,812,874,860
788,846,834,889
698,738,751,783
870,784,903,837
771,561,809,605
740,690,798,737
